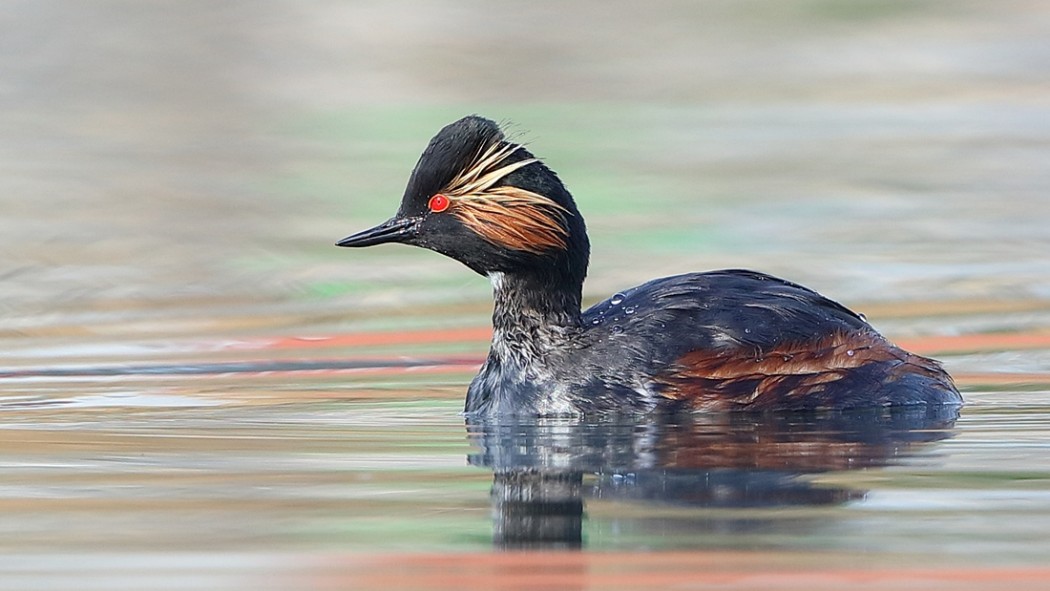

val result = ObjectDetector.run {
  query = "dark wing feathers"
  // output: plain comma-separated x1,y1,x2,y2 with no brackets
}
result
578,270,959,409
587,269,871,352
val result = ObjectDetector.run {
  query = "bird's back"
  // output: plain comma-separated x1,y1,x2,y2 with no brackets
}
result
570,270,960,412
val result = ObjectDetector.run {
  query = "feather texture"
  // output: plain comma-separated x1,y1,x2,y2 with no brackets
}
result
440,142,569,254
656,331,957,411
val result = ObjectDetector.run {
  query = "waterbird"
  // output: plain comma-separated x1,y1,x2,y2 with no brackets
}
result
337,116,961,416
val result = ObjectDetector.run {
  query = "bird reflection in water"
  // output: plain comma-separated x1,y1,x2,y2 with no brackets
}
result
466,406,959,549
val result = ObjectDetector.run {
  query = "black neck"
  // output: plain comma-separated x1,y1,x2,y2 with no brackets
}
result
490,270,583,337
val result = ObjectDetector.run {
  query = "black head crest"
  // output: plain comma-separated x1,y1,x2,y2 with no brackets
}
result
401,115,506,212
403,116,571,254
340,115,589,282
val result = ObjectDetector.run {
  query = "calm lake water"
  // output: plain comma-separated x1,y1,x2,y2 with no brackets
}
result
3,1,1050,589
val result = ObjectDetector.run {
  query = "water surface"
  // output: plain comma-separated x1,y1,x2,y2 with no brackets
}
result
2,1,1050,589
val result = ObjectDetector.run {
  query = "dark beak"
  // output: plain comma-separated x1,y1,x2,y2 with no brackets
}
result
336,217,419,248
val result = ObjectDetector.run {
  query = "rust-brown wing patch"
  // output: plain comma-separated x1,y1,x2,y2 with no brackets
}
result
439,141,569,254
656,331,953,411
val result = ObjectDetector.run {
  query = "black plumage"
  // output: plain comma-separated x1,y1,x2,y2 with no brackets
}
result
338,116,962,416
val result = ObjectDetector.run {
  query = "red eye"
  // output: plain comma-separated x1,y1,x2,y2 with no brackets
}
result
428,194,450,213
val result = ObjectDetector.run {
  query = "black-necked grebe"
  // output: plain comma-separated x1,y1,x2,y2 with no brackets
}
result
337,115,961,416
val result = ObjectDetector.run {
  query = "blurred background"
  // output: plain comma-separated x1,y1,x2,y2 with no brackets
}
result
4,0,1048,345
2,2,1050,589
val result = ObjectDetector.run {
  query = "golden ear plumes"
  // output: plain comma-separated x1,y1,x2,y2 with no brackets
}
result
440,142,569,254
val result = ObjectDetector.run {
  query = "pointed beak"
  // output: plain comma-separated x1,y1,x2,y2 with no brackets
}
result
336,217,419,248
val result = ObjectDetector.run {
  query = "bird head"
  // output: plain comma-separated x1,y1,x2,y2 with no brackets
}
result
337,116,588,282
